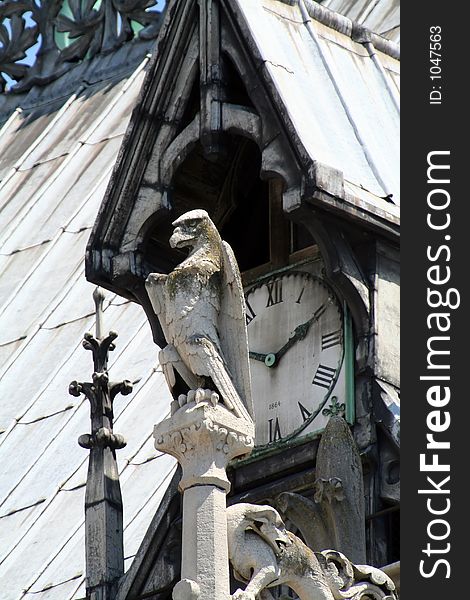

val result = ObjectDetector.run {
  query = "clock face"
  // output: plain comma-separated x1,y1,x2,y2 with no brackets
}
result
245,271,348,446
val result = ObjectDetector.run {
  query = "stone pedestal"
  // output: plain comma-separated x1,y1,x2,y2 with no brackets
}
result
154,399,254,600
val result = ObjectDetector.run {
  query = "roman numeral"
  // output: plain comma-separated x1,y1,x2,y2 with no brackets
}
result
266,280,283,307
296,287,305,304
298,402,312,423
245,297,256,325
312,364,336,389
268,417,282,443
321,330,342,350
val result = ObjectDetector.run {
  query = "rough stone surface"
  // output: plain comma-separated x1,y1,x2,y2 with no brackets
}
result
146,210,253,423
374,243,400,388
277,416,366,564
226,502,396,600
154,399,254,492
154,397,254,600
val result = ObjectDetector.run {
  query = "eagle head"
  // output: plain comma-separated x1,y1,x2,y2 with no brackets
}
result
170,209,215,249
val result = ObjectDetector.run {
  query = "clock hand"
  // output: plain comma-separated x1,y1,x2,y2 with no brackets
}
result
249,302,330,368
249,351,277,368
275,314,318,362
249,351,268,362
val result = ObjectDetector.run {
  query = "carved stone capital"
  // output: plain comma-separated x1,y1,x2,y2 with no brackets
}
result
154,399,254,492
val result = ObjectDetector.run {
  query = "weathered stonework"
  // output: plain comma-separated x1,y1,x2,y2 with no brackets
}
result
146,210,254,423
154,398,254,492
154,397,254,600
277,416,366,564
226,502,396,600
147,208,255,600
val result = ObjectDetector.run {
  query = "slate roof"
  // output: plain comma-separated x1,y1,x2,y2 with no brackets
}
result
0,48,176,600
235,0,400,207
0,2,399,598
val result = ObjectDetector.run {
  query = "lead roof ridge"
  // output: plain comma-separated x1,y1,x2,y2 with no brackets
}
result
281,0,400,60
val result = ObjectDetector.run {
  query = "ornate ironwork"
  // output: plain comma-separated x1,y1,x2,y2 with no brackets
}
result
0,0,163,93
322,395,346,418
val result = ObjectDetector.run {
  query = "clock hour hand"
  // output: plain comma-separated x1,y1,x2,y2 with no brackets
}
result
249,351,268,362
249,351,277,368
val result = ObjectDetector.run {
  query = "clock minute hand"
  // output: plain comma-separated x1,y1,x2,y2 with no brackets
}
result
275,315,317,362
249,313,318,368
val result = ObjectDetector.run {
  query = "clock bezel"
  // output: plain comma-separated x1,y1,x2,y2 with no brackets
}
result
244,266,355,449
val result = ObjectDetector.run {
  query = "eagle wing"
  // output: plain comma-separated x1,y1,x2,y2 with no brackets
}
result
218,241,254,419
145,273,170,343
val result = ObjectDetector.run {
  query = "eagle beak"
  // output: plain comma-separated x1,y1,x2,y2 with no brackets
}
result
251,521,291,557
169,227,184,248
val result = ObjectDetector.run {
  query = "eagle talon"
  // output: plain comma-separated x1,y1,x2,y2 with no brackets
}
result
181,388,220,406
209,390,219,406
195,388,206,403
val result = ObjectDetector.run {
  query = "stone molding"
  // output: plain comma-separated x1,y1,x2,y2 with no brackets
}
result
154,398,254,492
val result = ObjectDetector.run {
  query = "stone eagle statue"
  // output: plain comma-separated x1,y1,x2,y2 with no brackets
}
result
145,209,253,422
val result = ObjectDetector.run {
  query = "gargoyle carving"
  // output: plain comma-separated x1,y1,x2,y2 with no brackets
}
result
146,209,253,422
226,503,396,600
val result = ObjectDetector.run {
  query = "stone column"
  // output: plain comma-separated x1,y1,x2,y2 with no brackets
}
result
154,399,254,600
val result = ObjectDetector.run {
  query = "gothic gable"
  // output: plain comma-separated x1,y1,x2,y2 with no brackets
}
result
86,0,399,346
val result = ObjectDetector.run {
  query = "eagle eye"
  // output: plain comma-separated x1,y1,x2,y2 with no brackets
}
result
187,219,199,228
